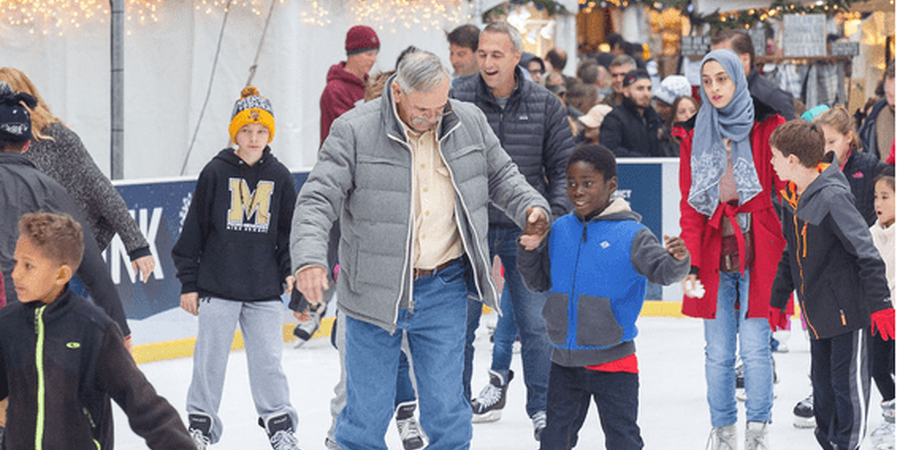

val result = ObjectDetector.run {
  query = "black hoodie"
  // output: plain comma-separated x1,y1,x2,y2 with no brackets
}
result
770,154,892,340
172,148,296,302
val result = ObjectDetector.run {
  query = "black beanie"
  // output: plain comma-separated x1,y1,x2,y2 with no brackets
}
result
0,82,37,144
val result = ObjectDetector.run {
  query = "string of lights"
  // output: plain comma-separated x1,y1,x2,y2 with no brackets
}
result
0,0,471,35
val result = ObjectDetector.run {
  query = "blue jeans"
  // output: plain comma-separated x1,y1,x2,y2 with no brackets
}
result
704,270,773,427
463,226,551,417
337,259,472,450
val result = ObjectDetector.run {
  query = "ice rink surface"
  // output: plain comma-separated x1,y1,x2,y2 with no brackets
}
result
114,316,892,449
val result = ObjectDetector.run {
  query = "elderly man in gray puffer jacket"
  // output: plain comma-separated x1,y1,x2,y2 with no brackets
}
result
291,50,550,450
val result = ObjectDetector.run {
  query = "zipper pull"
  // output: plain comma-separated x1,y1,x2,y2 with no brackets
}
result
839,309,847,326
582,221,588,243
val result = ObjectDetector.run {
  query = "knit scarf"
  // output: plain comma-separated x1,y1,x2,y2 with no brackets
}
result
687,50,762,217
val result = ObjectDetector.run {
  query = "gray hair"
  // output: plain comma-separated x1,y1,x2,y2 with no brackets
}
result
610,54,637,70
395,50,451,94
482,21,523,53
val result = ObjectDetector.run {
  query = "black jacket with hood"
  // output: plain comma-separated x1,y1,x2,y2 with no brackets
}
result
172,148,296,302
450,68,574,224
770,153,892,340
0,289,194,450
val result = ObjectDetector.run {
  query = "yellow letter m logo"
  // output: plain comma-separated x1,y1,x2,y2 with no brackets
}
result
228,178,275,231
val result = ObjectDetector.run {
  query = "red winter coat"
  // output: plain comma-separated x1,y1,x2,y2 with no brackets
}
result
319,62,367,145
677,100,789,319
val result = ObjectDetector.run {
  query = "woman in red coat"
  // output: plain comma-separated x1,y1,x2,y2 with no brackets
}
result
677,49,787,450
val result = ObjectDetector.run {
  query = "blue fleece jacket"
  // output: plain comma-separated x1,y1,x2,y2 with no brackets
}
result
517,199,690,367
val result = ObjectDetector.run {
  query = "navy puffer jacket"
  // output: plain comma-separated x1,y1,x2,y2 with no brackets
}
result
451,70,574,225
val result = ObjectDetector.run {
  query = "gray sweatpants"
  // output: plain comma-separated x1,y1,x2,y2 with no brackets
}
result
187,297,298,444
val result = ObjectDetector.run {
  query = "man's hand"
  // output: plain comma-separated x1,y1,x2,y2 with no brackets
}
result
131,255,156,283
294,266,329,306
664,235,688,261
519,207,549,251
180,292,200,316
293,310,312,322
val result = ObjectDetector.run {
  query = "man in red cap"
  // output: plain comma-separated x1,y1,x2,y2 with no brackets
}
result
319,25,380,146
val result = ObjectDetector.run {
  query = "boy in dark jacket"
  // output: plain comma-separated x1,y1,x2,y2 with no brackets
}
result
769,120,895,450
0,212,193,450
172,87,300,450
518,145,690,450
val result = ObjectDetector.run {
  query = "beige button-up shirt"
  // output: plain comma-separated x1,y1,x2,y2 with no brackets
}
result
395,108,464,270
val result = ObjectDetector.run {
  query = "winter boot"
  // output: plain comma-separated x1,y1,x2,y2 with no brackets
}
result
706,424,737,450
745,421,770,450
793,394,815,428
188,413,213,450
395,401,428,450
263,413,300,450
471,369,514,423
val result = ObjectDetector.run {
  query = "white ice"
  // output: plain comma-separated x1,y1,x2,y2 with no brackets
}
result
114,316,893,449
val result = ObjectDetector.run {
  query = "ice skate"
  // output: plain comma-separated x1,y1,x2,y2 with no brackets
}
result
471,369,514,423
293,302,326,348
263,413,300,450
793,394,814,428
188,413,212,450
745,421,769,450
395,401,428,450
735,359,746,402
705,424,737,450
531,410,546,441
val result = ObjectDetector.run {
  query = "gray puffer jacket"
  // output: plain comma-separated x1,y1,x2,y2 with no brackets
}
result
291,76,550,331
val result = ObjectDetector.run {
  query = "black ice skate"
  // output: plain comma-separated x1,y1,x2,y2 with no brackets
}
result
263,413,300,450
395,401,428,450
471,369,514,423
188,413,212,450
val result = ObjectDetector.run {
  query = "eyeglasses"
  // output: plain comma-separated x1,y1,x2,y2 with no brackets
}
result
528,69,544,75
411,103,453,120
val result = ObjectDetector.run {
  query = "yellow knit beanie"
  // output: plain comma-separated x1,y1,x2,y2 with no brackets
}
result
228,86,275,144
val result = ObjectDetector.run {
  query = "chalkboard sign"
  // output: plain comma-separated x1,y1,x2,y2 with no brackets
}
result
783,14,827,57
681,36,711,57
831,41,859,56
748,29,767,57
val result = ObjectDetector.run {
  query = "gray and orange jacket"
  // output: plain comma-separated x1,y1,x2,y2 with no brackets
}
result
0,289,194,450
770,153,892,340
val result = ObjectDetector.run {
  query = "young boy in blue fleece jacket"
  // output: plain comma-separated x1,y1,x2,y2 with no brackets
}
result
517,144,690,450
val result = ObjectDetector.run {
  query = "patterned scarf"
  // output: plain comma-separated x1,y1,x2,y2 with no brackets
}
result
687,50,762,217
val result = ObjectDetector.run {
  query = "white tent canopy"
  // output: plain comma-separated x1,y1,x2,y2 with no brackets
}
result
1,0,488,179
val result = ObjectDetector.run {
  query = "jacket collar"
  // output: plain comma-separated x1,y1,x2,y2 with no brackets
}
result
0,152,37,168
380,73,460,144
475,68,528,109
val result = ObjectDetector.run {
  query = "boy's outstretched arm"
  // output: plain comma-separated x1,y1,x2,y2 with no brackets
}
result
96,324,195,449
631,230,691,286
516,234,551,293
